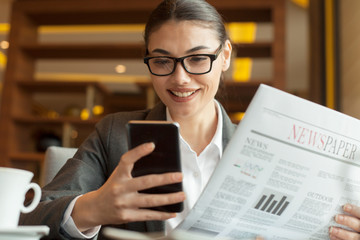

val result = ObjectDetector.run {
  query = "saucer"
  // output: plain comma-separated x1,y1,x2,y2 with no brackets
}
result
0,226,49,240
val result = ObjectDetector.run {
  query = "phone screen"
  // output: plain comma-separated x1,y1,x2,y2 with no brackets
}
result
126,120,183,212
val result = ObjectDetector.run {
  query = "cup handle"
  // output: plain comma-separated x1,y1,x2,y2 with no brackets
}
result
21,182,41,214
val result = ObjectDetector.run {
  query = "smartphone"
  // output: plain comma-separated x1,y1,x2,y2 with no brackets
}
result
126,120,183,212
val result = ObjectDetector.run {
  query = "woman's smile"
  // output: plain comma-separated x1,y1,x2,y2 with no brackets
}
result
167,88,200,102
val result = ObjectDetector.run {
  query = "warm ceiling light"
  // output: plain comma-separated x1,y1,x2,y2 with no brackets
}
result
115,64,126,74
0,52,7,68
80,109,90,120
92,105,104,116
227,22,257,43
292,0,309,8
0,41,9,49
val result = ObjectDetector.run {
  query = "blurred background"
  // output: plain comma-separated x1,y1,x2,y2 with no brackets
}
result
0,0,357,184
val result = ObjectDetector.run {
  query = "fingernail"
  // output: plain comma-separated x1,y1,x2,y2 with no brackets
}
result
329,226,338,234
174,173,183,181
177,192,186,201
343,203,352,212
335,214,344,223
146,142,155,150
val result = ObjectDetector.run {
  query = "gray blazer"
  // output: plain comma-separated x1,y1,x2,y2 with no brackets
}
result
20,102,236,240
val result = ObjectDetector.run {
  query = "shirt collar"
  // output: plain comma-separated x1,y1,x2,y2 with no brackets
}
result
165,100,223,157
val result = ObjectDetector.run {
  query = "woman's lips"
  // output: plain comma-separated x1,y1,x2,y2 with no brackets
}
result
168,89,200,101
170,90,196,97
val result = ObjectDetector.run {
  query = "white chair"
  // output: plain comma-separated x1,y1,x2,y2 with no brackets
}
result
40,146,78,186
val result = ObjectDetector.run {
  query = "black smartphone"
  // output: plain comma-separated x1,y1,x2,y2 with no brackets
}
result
126,120,183,212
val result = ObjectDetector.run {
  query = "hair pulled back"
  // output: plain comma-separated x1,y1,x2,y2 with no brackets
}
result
144,0,228,50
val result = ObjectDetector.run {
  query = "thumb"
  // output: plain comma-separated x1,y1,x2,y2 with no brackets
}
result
116,142,155,178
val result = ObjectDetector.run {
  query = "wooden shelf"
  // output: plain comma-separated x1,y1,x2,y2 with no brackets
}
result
234,43,272,58
13,115,101,125
17,80,110,94
216,81,271,112
15,0,276,26
21,43,145,59
16,0,161,25
9,152,44,162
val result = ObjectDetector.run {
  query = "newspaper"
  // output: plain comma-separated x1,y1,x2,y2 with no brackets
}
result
105,84,360,240
102,227,235,240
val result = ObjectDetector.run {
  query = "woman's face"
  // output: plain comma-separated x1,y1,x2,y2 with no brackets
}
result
147,20,232,120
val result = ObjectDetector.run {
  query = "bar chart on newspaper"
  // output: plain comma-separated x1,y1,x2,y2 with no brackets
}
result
254,189,292,216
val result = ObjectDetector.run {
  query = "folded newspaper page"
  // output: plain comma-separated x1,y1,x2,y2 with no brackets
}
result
105,84,360,240
177,84,360,239
103,227,235,240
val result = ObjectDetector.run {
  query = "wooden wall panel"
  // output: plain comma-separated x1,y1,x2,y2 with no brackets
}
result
339,0,360,119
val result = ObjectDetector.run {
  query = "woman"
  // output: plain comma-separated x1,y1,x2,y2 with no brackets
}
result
21,1,233,239
69,0,233,237
20,0,360,239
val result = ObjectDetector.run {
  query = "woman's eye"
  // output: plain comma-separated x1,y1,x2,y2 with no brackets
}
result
189,56,208,63
153,58,171,65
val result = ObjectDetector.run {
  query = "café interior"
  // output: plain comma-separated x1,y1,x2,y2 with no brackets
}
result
2,0,360,239
0,0,358,190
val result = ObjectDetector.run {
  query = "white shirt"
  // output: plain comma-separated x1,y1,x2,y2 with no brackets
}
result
165,100,223,233
61,100,223,238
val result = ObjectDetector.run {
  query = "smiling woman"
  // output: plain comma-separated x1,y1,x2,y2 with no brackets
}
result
18,1,237,239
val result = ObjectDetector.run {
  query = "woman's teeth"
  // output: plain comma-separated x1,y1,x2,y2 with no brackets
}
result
171,90,196,97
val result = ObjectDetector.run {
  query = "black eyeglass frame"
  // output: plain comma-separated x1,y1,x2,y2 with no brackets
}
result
143,44,223,76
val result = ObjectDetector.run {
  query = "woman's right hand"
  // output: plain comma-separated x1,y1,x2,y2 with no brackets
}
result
71,142,185,232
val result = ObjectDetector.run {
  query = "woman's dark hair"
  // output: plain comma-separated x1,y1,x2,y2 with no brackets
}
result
144,0,228,50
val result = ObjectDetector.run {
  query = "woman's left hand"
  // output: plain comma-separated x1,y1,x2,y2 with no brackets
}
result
329,203,360,240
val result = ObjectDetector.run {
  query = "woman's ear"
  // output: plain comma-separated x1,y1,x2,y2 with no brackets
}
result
222,39,232,72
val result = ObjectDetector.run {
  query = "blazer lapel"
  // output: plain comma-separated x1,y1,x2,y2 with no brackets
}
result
219,103,237,150
145,102,167,120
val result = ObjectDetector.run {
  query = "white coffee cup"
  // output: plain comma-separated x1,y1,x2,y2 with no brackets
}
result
0,167,41,228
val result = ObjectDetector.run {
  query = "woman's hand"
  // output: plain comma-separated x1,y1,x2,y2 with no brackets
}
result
71,142,185,232
329,203,360,240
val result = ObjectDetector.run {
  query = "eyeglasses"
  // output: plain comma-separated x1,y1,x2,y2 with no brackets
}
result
144,45,223,76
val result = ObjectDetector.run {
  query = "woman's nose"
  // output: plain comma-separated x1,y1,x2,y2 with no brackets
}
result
171,62,191,84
